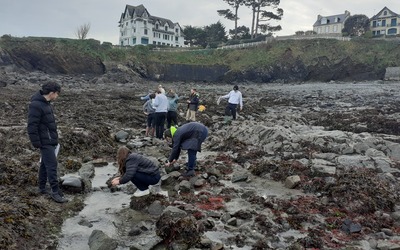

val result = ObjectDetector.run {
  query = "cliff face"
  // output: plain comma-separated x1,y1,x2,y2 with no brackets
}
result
0,38,105,75
0,37,395,83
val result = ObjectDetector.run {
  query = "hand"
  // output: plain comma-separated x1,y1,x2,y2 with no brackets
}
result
240,106,243,111
111,177,120,186
165,160,176,167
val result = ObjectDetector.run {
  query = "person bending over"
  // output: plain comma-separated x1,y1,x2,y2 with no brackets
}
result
164,122,208,177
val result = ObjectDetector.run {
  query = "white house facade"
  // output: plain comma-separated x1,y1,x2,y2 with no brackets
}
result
370,7,400,36
313,11,350,35
119,4,185,47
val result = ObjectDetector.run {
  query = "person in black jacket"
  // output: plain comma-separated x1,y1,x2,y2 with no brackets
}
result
111,146,161,197
185,88,199,122
27,82,67,203
164,122,208,177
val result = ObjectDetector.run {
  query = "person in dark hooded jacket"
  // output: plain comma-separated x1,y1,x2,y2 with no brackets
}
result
111,146,161,197
27,82,67,203
164,122,208,177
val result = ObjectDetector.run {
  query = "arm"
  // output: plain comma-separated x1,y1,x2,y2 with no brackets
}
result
220,92,230,99
168,133,183,163
119,157,139,184
27,103,42,148
239,92,243,110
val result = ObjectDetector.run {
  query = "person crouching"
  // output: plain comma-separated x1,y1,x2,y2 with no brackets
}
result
111,146,161,197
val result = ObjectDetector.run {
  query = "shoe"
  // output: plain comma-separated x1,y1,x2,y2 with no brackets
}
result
133,189,150,197
51,193,68,203
182,170,195,177
39,188,49,195
149,180,162,194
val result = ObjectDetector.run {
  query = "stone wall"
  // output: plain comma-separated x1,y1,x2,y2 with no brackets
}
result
385,67,400,81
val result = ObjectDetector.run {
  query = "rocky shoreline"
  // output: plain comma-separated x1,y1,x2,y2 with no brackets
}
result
1,72,400,249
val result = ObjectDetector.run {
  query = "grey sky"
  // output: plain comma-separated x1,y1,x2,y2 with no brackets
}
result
0,0,398,44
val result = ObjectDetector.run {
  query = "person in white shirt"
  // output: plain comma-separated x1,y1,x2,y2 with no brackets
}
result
218,85,243,120
153,90,169,139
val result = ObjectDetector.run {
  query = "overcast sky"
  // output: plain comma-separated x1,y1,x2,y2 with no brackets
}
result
0,0,399,44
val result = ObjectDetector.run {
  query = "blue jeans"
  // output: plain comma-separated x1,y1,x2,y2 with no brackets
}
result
131,172,161,191
39,145,59,193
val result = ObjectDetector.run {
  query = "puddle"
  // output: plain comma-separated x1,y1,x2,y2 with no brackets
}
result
58,164,131,250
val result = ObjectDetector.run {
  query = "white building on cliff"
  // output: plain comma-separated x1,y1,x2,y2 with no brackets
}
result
118,4,185,47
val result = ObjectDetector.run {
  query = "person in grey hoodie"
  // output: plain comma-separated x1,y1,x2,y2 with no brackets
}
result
166,89,179,128
143,93,156,137
27,82,67,203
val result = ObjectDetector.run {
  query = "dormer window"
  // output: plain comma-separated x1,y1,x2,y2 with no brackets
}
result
165,26,168,31
156,24,159,29
384,11,388,15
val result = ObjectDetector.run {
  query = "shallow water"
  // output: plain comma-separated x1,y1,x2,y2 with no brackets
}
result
58,164,131,250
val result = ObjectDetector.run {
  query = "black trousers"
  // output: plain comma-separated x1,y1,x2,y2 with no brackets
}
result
39,145,59,193
225,103,238,120
154,112,167,139
167,111,178,128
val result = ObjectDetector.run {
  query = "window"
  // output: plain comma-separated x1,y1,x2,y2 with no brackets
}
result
144,21,147,25
391,18,397,26
175,28,178,33
132,38,136,44
156,24,159,29
382,20,386,27
372,21,377,27
333,25,338,32
175,36,178,42
144,29,148,35
165,26,168,31
388,28,397,35
325,26,329,33
141,38,149,44
384,11,387,15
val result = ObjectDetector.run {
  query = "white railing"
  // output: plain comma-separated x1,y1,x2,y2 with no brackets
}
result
147,35,352,52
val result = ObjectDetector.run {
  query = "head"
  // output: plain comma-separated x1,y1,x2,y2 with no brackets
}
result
158,85,163,89
149,93,156,99
116,146,131,175
163,126,177,146
191,88,197,94
233,85,239,91
42,82,61,101
167,89,175,97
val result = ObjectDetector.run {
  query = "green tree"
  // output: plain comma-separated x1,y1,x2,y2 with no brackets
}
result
217,0,246,39
229,25,251,39
204,21,228,48
183,25,206,46
245,0,283,37
342,15,370,37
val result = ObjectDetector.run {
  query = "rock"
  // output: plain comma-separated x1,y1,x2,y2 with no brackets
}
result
88,230,118,250
284,175,301,189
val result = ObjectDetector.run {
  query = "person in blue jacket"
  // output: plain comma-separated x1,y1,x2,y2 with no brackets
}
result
164,122,208,177
111,146,161,197
27,82,67,203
